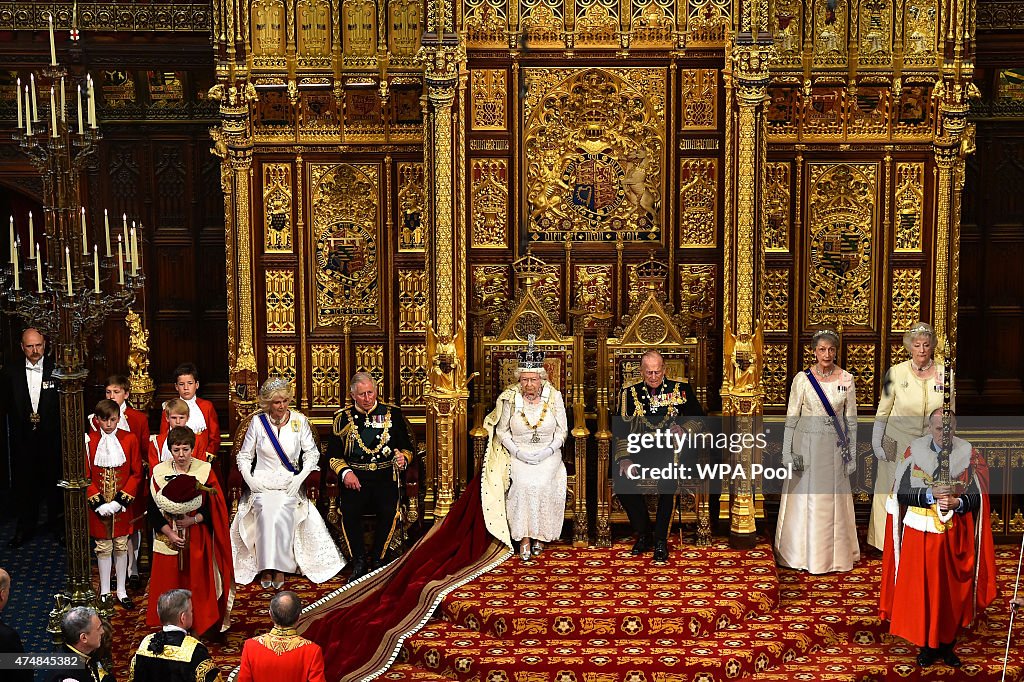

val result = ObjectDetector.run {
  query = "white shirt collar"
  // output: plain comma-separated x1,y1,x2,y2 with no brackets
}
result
162,624,188,634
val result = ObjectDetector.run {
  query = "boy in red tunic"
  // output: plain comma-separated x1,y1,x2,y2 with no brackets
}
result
147,426,233,636
158,363,220,462
90,374,150,589
149,399,208,472
85,399,142,609
879,409,997,667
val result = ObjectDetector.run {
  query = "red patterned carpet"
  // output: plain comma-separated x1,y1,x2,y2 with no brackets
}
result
109,539,1024,681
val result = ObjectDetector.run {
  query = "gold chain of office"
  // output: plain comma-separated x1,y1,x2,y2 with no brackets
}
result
346,408,392,456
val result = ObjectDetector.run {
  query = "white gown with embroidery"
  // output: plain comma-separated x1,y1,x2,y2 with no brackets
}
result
494,386,568,543
230,411,344,584
774,370,860,574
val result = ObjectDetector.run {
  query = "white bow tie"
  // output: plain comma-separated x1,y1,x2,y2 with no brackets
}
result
26,365,43,373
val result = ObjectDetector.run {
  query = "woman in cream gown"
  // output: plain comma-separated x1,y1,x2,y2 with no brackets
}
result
493,366,568,561
866,321,947,551
775,329,860,573
231,379,344,588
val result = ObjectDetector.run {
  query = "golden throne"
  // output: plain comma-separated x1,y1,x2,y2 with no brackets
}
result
596,257,712,547
468,253,590,546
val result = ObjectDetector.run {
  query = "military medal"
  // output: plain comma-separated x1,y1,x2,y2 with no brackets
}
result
30,411,40,428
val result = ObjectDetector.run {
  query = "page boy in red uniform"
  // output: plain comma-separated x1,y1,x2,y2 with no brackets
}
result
159,363,219,462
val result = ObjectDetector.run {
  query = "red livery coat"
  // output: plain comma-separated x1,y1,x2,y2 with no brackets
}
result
159,397,220,461
236,628,327,682
85,429,142,539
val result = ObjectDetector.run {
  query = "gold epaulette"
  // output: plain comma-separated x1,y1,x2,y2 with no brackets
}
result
332,408,353,437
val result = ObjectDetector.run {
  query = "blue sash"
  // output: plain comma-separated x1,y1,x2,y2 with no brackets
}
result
258,413,299,475
804,369,852,465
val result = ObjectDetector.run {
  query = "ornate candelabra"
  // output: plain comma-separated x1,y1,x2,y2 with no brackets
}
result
3,60,145,633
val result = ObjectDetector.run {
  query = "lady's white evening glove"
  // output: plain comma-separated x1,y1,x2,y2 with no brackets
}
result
871,420,887,461
240,466,265,493
286,472,309,498
500,436,519,458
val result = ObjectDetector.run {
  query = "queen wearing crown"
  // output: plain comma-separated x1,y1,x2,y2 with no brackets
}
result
230,378,344,588
485,339,568,561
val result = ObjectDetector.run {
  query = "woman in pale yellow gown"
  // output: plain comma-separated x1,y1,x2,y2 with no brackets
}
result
866,322,947,551
775,329,860,574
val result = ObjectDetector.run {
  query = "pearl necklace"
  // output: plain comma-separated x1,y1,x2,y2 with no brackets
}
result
814,364,836,379
270,410,290,427
912,359,934,372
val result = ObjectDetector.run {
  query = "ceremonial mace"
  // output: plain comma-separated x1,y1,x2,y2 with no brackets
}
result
932,341,961,496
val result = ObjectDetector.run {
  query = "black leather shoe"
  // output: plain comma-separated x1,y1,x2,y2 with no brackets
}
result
127,575,141,590
938,643,961,667
653,541,669,562
916,647,936,667
118,596,134,610
349,556,368,581
630,535,652,555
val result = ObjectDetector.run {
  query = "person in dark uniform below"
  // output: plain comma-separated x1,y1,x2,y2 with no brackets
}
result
1,327,62,547
615,350,705,563
128,588,222,682
0,569,32,682
48,606,111,682
329,372,415,581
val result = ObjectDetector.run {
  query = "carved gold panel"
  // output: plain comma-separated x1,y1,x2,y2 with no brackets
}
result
100,70,135,108
806,163,878,330
679,264,717,327
266,344,297,385
523,68,666,244
764,162,790,252
522,3,564,48
685,0,731,47
890,268,922,334
398,162,426,252
679,69,718,131
859,0,893,66
573,264,615,324
894,162,925,251
471,70,507,131
388,0,423,56
399,344,428,406
265,270,296,334
355,344,386,390
251,0,287,66
297,0,332,62
263,163,293,253
763,343,790,407
891,343,909,366
846,343,876,406
678,158,717,247
531,262,563,321
398,269,429,333
762,269,790,333
471,264,511,322
1012,510,1024,534
471,159,509,248
631,3,675,48
903,0,939,67
309,162,380,327
576,3,619,46
813,0,848,67
773,0,802,65
464,2,509,47
343,0,378,56
311,344,342,407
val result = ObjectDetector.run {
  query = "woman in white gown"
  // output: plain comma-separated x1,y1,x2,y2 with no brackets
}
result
492,353,568,562
774,329,860,574
230,378,344,588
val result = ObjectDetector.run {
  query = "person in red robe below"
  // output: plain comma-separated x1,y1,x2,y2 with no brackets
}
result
86,399,143,609
90,374,150,590
236,591,326,682
159,363,220,462
147,426,233,636
879,408,997,668
149,399,208,472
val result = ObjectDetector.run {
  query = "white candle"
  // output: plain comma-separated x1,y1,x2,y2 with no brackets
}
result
60,77,66,122
50,86,57,138
122,214,129,263
76,85,83,135
48,14,57,66
117,237,124,285
16,77,22,128
93,245,99,294
103,209,111,256
80,207,87,255
28,212,34,259
8,216,14,264
130,226,138,275
36,244,43,293
64,246,72,296
25,87,32,136
87,75,96,128
30,74,37,122
13,239,20,291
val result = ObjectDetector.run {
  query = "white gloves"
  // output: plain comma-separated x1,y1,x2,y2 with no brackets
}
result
515,447,555,465
871,420,887,461
845,457,858,476
96,501,122,517
286,473,309,498
500,436,518,458
240,465,265,493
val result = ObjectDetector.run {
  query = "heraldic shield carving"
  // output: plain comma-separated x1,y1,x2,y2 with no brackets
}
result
806,163,878,329
523,68,666,243
310,162,381,327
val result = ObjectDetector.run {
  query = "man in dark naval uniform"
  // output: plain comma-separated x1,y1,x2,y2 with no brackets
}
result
128,589,222,682
615,350,704,563
329,372,415,580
